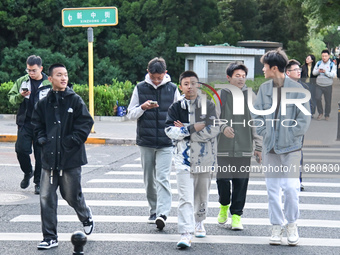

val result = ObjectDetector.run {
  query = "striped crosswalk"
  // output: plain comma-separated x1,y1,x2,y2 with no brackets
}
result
2,146,340,250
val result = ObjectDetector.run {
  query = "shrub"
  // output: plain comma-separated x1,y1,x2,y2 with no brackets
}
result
1,79,135,116
246,76,267,93
0,82,17,114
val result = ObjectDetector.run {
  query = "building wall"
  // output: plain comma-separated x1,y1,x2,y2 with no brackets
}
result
184,54,256,83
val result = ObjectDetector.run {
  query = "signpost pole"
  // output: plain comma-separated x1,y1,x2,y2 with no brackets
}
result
88,27,95,133
61,7,118,131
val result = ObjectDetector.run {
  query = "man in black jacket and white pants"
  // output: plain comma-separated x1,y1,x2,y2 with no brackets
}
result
32,63,94,250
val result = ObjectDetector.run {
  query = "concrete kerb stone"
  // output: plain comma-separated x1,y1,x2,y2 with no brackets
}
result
0,114,136,145
0,135,136,145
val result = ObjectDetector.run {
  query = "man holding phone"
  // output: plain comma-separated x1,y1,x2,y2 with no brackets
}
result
312,49,337,121
127,57,180,230
8,55,51,194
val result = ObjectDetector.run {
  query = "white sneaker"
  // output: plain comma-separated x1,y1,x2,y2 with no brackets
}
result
286,223,299,246
195,221,206,238
177,233,192,248
269,225,283,245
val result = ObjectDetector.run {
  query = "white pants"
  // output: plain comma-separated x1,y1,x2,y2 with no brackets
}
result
176,169,211,234
263,151,301,225
139,146,172,217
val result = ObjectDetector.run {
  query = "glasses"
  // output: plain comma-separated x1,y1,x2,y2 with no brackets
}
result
26,68,39,73
288,68,302,72
149,73,165,83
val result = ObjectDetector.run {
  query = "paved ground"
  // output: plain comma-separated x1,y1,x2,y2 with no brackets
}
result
1,144,340,254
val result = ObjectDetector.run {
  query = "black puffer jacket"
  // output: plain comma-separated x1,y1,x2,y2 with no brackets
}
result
137,81,177,148
31,87,94,171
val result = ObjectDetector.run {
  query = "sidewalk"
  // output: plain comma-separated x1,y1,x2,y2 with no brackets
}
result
1,79,340,146
0,115,137,145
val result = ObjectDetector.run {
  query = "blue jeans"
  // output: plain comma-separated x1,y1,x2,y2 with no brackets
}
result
139,146,172,217
40,167,91,240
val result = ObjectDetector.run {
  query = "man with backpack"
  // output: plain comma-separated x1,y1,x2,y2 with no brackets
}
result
312,49,337,121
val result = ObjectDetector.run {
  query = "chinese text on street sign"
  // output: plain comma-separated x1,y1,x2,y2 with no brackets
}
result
62,7,118,27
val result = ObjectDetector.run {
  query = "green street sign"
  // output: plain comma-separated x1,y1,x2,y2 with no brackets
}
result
62,7,118,27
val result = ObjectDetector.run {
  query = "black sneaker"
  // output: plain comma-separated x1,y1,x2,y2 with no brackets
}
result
34,184,40,195
83,208,94,235
147,213,156,224
156,215,167,230
300,183,305,191
20,171,33,189
37,239,58,249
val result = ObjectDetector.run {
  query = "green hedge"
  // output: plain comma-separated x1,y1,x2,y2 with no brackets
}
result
0,78,134,116
0,82,18,114
1,76,267,116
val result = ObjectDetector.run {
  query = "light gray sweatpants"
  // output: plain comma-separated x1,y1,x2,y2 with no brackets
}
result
139,146,173,217
176,169,212,234
263,151,301,225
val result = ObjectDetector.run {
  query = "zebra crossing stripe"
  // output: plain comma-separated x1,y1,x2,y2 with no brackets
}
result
57,200,340,211
88,178,340,187
0,233,339,246
81,188,340,198
9,215,340,228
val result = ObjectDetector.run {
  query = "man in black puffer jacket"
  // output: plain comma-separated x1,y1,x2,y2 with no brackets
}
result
127,57,180,230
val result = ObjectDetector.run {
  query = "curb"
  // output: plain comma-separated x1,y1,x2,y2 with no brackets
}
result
0,135,136,145
0,114,129,122
86,137,136,145
0,135,17,143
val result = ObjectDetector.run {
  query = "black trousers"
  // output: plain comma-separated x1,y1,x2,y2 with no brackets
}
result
315,85,332,117
15,124,42,185
216,157,250,216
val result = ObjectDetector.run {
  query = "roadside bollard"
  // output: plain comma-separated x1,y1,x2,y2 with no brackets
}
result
71,231,87,255
337,101,340,141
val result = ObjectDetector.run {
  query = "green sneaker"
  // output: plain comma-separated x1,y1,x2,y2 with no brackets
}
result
217,204,230,224
231,214,243,230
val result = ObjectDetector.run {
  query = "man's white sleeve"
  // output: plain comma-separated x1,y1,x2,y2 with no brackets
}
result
127,87,145,120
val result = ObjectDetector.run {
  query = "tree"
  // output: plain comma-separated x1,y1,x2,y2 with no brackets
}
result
303,0,340,29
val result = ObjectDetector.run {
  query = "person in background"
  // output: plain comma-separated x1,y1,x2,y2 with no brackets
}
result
312,49,337,121
127,57,180,230
286,59,312,192
301,54,317,117
336,53,340,79
8,55,51,195
165,71,219,248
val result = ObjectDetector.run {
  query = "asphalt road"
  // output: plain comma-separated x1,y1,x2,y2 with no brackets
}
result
0,143,340,255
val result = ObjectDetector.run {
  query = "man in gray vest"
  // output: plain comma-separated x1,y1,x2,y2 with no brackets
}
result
127,57,180,230
312,49,337,121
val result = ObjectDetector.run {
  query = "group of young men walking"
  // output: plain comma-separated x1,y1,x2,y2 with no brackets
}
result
10,47,318,250
127,49,312,249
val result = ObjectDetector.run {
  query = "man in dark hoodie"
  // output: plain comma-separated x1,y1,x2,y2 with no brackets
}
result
32,63,94,250
8,55,51,194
